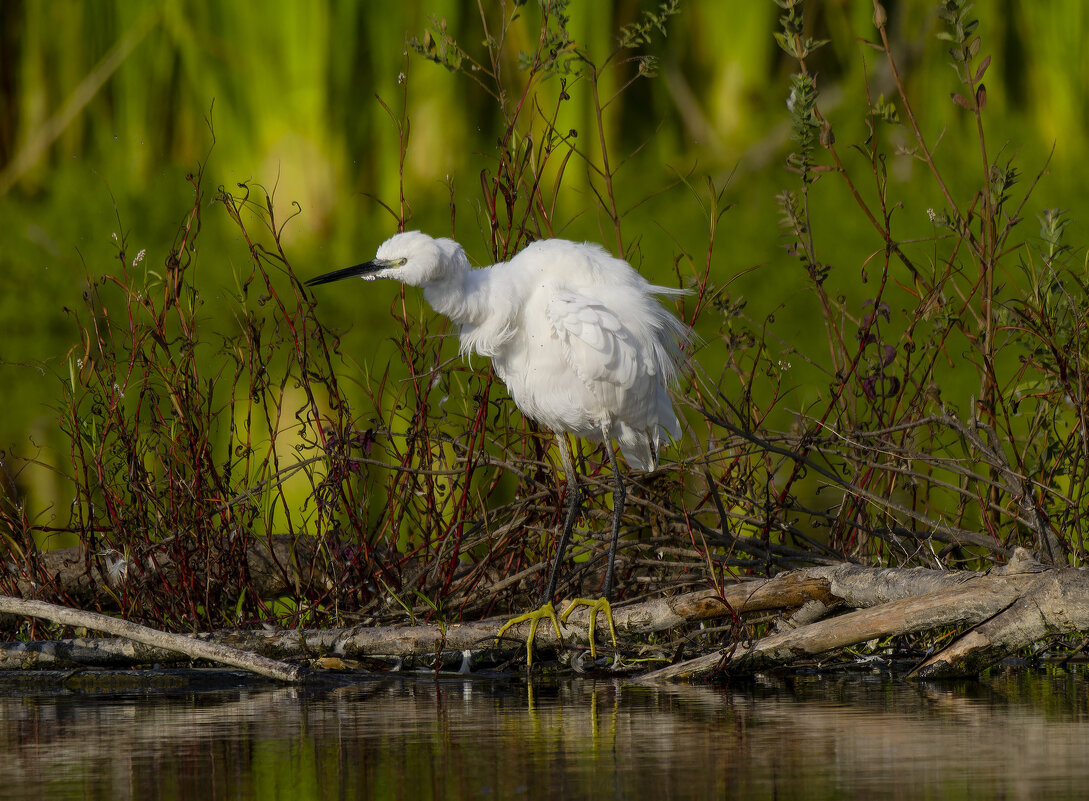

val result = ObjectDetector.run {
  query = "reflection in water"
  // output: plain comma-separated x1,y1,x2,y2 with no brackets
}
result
0,669,1088,800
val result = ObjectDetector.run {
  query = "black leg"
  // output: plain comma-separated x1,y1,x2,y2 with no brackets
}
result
542,477,580,605
541,433,580,606
601,443,625,599
549,432,624,662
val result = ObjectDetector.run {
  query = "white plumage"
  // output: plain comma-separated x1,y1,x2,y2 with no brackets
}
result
307,231,691,664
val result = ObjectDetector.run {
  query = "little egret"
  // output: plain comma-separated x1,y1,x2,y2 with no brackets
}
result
307,231,690,664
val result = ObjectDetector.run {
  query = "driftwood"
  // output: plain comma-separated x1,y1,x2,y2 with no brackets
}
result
0,576,828,672
0,596,302,682
2,549,1085,680
640,548,1070,681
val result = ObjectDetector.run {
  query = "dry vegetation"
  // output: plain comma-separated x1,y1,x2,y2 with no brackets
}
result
0,0,1087,679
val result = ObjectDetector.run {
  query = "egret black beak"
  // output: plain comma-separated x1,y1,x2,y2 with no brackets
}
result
306,259,394,287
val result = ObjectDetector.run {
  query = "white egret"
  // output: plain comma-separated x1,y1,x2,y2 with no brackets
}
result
307,231,690,665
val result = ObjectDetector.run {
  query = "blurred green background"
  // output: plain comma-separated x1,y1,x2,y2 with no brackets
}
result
2,0,1087,528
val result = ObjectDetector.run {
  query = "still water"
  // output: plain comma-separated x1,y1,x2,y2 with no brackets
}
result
1,668,1087,800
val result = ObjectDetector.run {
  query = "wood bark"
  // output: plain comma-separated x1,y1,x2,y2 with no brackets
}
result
2,549,1086,680
640,549,1074,681
0,596,302,682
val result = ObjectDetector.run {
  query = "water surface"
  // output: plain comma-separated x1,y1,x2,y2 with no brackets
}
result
1,668,1087,800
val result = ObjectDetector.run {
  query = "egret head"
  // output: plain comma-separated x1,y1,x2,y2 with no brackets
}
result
306,231,465,289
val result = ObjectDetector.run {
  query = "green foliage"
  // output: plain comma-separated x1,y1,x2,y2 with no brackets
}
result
1038,207,1072,268
751,0,1089,568
937,0,981,55
773,0,829,60
870,94,900,125
2,0,1089,639
0,0,702,630
618,0,681,49
411,16,465,73
785,72,821,178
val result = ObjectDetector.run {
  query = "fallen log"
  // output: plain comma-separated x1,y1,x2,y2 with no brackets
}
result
0,579,815,671
641,549,1065,681
2,550,1084,680
909,560,1089,678
0,596,303,682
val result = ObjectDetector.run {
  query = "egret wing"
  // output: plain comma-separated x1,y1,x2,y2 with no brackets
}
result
546,289,643,396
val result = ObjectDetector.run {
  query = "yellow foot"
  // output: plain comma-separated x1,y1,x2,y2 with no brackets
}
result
559,597,618,661
495,601,564,666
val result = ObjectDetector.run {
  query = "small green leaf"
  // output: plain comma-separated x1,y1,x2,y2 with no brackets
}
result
773,31,797,57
